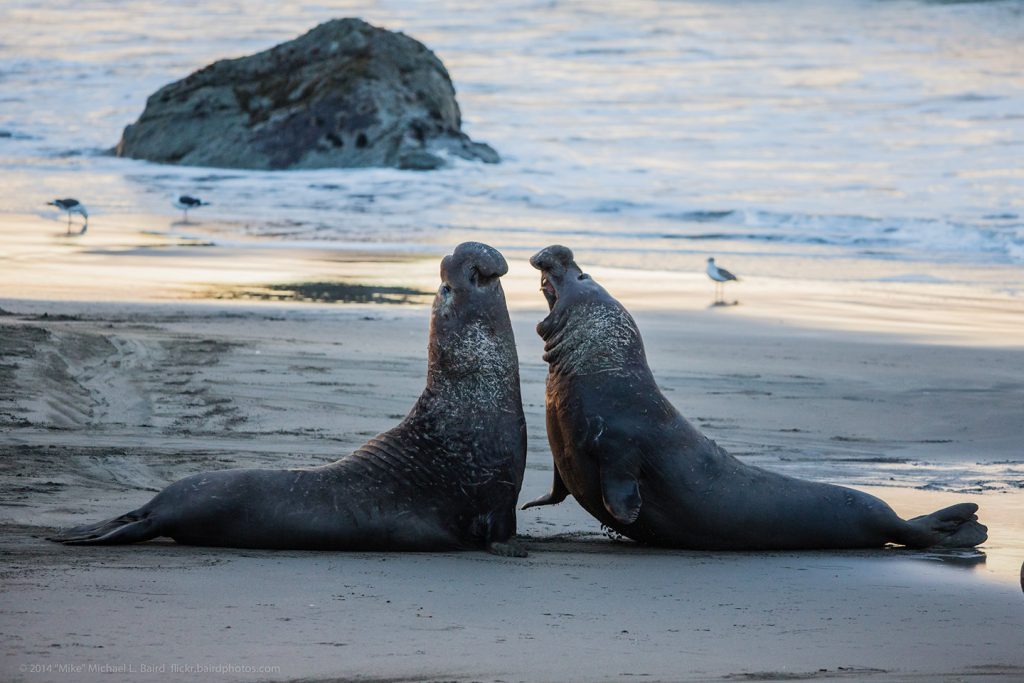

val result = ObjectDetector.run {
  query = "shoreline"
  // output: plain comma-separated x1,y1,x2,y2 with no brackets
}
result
3,212,1023,348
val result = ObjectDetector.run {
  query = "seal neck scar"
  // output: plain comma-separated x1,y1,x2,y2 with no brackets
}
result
424,321,521,415
540,301,648,377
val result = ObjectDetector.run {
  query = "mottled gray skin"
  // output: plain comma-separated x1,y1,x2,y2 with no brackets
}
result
523,245,987,550
53,242,527,556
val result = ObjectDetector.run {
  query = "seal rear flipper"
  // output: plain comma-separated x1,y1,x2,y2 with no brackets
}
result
521,466,569,510
903,502,987,548
50,511,158,545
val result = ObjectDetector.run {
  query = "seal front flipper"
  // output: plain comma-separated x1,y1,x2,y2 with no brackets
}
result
521,466,569,510
483,501,528,557
581,415,642,525
595,429,642,525
600,460,642,525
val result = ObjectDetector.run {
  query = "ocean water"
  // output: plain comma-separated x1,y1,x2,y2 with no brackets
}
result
1,0,1023,278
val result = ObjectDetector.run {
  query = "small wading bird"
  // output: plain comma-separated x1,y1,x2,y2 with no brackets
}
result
173,195,208,221
47,198,88,233
706,256,738,304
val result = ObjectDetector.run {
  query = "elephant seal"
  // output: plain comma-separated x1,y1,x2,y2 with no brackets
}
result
522,245,987,550
53,242,528,556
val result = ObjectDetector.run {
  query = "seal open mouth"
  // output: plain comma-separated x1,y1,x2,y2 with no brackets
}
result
541,274,557,309
531,245,589,315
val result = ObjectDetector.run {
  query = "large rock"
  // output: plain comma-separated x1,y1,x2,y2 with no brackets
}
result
114,18,498,170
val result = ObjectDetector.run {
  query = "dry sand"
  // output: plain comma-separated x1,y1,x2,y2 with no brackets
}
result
2,212,1024,681
1,297,1022,683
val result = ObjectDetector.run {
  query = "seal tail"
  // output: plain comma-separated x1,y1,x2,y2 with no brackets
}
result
903,502,987,548
50,509,158,545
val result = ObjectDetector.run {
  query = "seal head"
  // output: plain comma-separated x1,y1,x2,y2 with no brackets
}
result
435,241,509,334
428,242,516,392
530,245,646,377
530,244,588,314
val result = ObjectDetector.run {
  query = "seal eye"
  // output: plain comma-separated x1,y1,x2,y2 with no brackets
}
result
440,284,452,296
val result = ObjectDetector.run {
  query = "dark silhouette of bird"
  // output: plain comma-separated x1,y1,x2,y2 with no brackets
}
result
47,198,88,233
173,195,208,222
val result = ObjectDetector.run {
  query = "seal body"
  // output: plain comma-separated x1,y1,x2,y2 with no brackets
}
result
54,242,527,555
524,245,987,550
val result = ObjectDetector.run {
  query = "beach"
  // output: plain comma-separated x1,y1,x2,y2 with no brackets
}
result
3,0,1024,679
2,221,1024,681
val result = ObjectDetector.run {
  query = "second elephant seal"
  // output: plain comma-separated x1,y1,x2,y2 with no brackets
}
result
53,242,528,556
523,245,986,550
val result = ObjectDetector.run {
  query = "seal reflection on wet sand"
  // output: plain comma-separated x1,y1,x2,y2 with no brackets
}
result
52,242,528,556
524,245,988,551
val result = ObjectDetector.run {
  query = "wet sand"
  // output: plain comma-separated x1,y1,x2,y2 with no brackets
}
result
1,295,1022,682
3,210,1024,681
3,212,1024,347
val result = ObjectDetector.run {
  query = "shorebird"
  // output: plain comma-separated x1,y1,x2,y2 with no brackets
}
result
47,198,88,233
706,257,738,304
173,195,208,221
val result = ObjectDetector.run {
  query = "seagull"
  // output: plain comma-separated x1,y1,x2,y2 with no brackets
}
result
706,257,738,304
173,195,208,221
47,198,88,233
